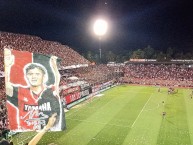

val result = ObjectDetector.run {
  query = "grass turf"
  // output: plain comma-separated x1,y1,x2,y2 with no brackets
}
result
12,85,193,145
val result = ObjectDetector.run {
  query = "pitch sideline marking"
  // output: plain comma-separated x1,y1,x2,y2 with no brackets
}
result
131,93,154,128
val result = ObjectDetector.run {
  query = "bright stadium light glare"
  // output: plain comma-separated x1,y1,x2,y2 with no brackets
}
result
93,19,108,36
93,19,108,61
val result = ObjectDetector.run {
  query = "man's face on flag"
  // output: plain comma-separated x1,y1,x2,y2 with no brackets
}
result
26,68,44,87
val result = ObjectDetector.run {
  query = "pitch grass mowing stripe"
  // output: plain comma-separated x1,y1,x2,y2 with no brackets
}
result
66,85,132,119
54,86,148,145
122,87,164,145
41,93,118,144
45,86,129,144
184,89,193,144
63,86,129,131
156,89,191,145
55,86,145,145
131,93,153,128
65,96,115,131
66,86,144,125
86,87,152,145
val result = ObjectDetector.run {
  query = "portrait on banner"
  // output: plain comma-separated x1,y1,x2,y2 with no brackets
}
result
4,47,65,132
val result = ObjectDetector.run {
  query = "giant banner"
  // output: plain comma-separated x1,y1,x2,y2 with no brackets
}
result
4,47,65,132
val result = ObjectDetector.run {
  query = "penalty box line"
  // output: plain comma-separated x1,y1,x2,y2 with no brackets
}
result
131,93,154,128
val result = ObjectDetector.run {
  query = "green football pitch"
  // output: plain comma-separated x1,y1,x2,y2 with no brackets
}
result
12,85,193,145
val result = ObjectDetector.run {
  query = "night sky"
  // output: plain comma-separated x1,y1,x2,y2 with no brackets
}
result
0,0,193,54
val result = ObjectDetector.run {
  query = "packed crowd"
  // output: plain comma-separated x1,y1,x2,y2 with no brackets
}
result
0,96,8,136
0,77,8,138
123,64,193,87
65,65,118,86
0,32,90,71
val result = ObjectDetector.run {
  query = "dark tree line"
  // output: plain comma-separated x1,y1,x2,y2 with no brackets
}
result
83,45,193,64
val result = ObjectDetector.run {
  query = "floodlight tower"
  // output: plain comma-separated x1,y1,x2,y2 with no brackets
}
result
93,19,108,60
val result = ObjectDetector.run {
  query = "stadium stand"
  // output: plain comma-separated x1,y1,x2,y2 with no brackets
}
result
0,31,90,71
123,63,193,87
65,64,118,86
1,32,193,139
